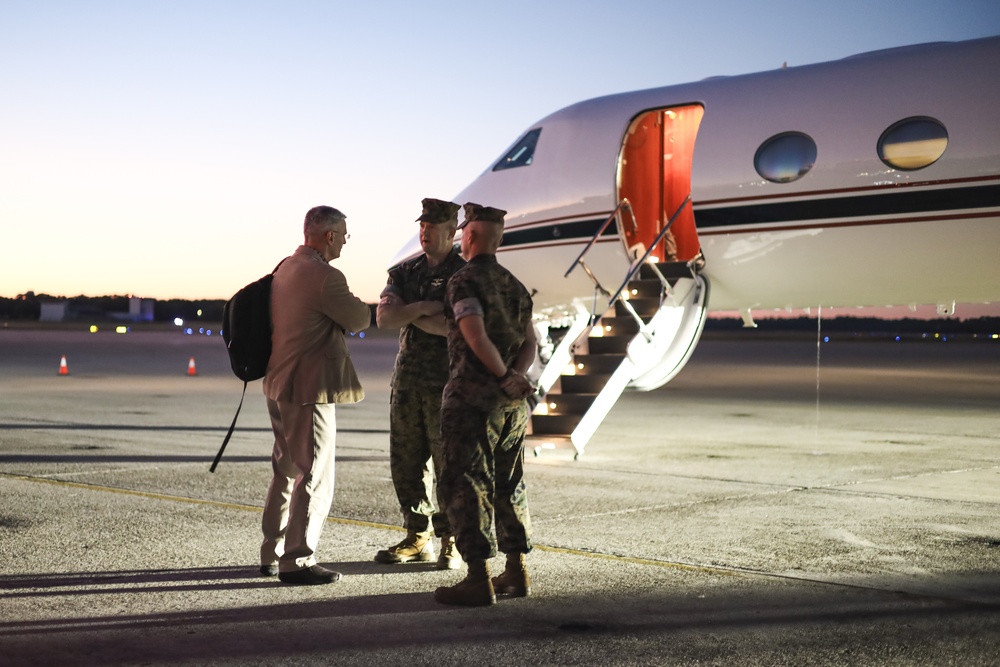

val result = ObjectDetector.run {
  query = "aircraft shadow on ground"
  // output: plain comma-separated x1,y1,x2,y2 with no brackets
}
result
1,564,998,664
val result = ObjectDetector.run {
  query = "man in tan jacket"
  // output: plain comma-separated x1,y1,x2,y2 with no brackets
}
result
260,205,371,585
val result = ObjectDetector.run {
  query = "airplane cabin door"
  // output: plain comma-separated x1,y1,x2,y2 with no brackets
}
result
617,105,704,262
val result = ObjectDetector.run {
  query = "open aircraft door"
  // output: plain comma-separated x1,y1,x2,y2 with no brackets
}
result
617,105,704,262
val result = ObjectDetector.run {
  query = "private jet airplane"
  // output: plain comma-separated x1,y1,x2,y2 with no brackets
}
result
390,35,1000,457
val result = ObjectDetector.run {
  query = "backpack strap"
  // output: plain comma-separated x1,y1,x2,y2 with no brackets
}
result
210,257,287,473
210,380,248,473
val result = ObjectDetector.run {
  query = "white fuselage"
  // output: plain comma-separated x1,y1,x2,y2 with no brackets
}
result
392,37,1000,319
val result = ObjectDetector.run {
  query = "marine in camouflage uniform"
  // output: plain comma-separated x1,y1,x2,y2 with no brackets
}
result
435,203,537,607
375,198,466,569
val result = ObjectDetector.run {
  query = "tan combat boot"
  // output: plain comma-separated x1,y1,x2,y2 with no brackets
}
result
436,535,464,570
374,530,435,563
492,552,531,597
433,559,496,606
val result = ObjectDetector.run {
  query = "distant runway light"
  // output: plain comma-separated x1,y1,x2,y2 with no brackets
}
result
89,325,98,333
174,318,184,326
115,326,129,334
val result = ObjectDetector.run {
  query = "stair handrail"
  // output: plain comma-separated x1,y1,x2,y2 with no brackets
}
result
606,195,692,311
564,198,637,283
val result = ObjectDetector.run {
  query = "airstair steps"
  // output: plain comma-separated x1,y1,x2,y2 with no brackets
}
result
526,258,709,460
595,316,640,336
653,260,698,280
569,354,624,375
586,335,631,355
537,393,600,414
558,373,615,395
530,414,584,436
616,297,660,316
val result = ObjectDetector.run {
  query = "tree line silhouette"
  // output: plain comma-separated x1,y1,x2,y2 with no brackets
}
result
2,292,996,336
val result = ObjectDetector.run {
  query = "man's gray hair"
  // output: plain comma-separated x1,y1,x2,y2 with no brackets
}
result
304,205,346,236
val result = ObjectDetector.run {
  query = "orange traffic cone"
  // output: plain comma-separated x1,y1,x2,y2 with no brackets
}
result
187,357,197,376
58,355,70,376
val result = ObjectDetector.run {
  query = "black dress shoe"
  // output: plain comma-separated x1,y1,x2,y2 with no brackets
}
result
259,564,279,577
278,564,342,585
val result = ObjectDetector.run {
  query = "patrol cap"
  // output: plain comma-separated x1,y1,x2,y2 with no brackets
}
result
457,202,507,229
415,198,461,224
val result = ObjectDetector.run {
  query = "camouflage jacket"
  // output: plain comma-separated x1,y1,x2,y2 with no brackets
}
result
443,254,534,411
382,246,465,390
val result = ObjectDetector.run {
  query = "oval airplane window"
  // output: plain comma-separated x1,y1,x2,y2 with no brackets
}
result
878,117,948,170
754,132,817,183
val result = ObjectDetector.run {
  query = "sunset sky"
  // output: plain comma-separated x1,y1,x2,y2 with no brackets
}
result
2,1,998,311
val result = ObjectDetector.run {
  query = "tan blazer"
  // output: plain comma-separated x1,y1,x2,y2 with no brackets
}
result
263,245,371,405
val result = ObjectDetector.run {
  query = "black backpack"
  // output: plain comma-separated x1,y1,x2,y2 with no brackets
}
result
222,271,277,382
211,260,285,472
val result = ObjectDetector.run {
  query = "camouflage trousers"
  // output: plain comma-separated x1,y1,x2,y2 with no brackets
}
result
389,388,449,536
438,398,532,562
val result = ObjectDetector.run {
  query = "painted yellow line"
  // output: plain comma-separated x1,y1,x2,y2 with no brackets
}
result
4,473,263,514
2,472,732,576
532,544,734,575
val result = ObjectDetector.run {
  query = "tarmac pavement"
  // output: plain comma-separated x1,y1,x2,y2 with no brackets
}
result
0,326,998,666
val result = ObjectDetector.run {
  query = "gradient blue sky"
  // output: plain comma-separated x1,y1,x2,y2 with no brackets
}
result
2,1,998,304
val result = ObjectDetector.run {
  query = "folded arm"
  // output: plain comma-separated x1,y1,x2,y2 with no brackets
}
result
377,293,446,335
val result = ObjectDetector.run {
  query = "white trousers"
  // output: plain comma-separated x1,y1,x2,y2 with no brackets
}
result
260,399,336,572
